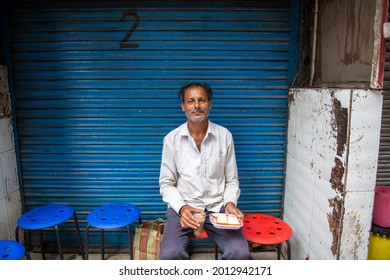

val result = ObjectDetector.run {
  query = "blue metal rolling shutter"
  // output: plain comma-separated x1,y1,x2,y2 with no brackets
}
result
7,0,299,249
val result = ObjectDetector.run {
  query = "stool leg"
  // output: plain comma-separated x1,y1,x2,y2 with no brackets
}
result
16,226,32,257
54,225,64,260
26,230,32,252
39,229,46,260
277,243,281,260
127,225,133,260
15,226,26,249
286,240,291,260
85,225,90,260
73,212,85,260
15,226,20,242
16,227,32,255
214,243,218,260
100,229,104,260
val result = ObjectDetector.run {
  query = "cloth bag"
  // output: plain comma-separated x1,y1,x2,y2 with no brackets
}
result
133,218,165,260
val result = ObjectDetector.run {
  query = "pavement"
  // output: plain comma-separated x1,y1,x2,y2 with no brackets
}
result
26,250,278,260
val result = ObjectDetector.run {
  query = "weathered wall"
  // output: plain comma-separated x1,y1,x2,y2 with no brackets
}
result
296,0,386,88
315,0,376,85
284,88,382,259
0,65,21,240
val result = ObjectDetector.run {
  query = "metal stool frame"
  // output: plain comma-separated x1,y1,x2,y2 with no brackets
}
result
84,202,141,260
242,213,292,260
15,204,84,260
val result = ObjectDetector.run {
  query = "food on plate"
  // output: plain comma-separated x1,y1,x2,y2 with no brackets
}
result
216,215,241,226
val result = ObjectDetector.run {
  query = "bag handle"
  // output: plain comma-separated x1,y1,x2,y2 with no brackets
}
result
156,218,165,224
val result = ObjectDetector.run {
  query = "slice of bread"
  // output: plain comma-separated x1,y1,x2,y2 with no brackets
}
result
216,215,229,225
216,215,240,226
227,215,241,226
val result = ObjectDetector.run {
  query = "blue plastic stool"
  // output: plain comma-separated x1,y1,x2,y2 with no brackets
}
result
85,202,141,260
16,204,85,260
0,240,30,260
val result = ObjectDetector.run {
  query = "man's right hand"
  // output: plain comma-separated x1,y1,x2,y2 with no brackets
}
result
179,205,203,229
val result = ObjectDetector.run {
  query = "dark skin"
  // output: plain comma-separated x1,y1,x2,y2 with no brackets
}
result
178,86,244,230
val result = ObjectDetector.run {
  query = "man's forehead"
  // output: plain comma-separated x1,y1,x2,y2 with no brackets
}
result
185,87,207,96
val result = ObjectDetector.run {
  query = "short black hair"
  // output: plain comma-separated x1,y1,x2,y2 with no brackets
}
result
178,82,213,102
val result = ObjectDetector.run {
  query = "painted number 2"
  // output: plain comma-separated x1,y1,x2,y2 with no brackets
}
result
120,11,139,48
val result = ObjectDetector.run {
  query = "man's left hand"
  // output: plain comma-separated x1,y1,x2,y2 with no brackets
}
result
225,202,244,220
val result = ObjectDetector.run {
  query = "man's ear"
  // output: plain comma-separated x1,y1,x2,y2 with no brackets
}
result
181,102,185,111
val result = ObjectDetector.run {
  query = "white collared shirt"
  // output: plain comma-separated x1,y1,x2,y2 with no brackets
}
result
159,121,240,214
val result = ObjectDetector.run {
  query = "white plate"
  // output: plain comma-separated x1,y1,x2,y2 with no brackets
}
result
209,213,243,230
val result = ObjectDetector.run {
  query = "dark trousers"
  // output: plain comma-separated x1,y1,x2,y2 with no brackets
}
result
159,207,253,260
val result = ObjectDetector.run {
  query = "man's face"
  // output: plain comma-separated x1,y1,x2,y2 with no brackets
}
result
181,86,212,124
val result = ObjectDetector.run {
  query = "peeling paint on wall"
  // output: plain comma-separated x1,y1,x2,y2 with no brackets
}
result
288,91,296,106
331,95,348,157
0,66,11,118
328,93,349,257
330,158,345,194
0,93,11,118
344,209,363,259
327,196,342,255
287,91,296,121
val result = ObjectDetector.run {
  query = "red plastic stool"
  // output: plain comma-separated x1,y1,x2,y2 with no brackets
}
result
192,228,219,259
242,214,292,260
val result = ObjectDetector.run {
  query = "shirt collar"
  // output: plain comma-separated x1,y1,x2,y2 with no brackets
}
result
179,120,216,138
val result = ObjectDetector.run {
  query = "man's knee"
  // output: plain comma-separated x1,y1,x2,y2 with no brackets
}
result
221,248,253,260
159,246,189,260
220,240,252,260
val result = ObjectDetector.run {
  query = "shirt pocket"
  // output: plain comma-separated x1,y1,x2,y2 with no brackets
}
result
208,152,226,179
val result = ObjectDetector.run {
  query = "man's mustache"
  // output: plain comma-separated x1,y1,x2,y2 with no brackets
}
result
191,109,204,114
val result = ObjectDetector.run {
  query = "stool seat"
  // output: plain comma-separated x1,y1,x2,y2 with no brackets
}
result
243,214,292,244
0,240,26,260
192,228,209,239
17,204,74,230
243,213,292,259
87,202,141,229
